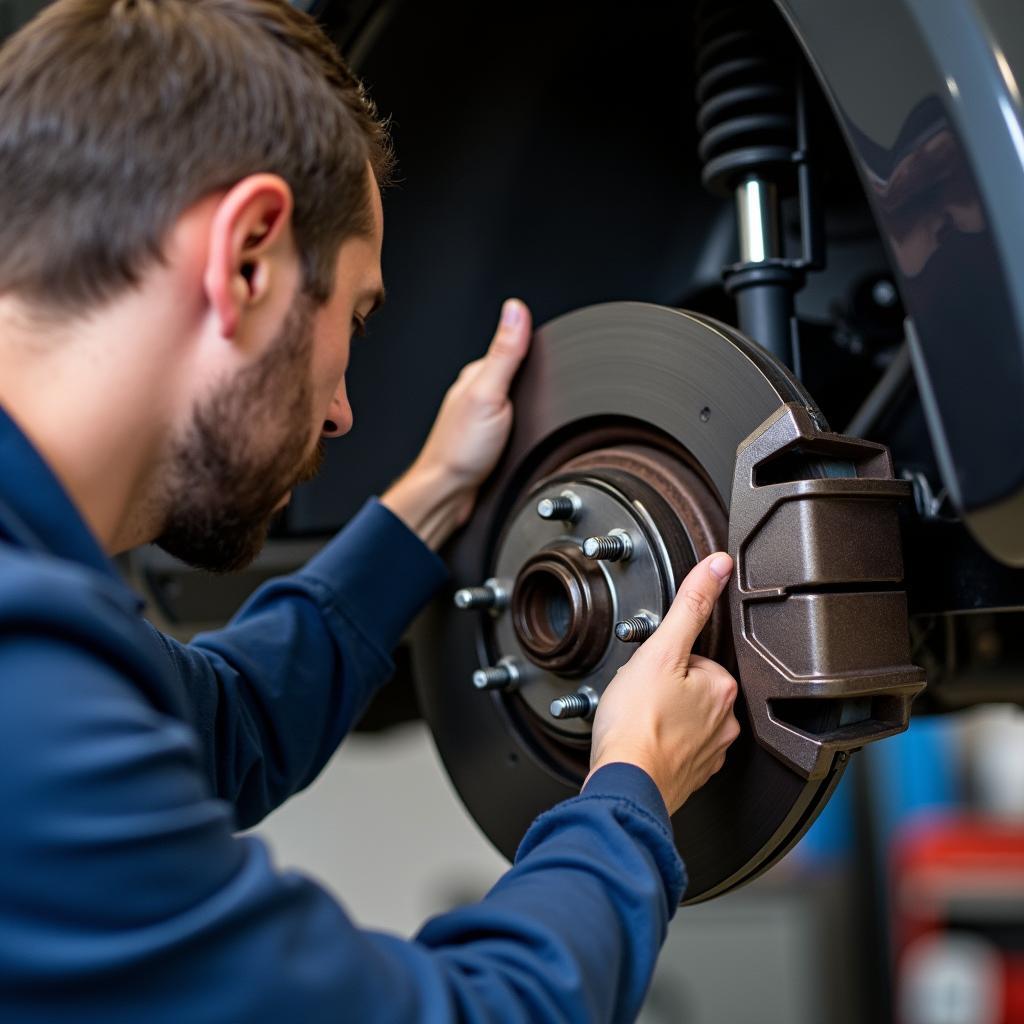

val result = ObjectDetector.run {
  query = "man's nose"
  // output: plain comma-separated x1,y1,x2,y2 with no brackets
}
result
322,380,353,438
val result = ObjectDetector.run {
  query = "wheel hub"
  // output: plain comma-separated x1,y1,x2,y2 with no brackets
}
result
413,301,900,903
491,443,727,741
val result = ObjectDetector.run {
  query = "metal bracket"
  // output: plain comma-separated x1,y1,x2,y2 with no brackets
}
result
728,403,926,779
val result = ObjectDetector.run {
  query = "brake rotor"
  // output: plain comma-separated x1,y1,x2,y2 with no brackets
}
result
413,301,850,903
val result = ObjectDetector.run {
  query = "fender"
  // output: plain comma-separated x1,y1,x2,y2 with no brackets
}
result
779,0,1024,565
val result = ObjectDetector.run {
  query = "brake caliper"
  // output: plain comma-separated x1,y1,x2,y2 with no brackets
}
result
729,402,927,779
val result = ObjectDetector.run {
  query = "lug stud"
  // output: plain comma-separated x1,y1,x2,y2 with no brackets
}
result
872,279,898,308
454,578,509,611
615,612,658,643
582,528,633,562
537,489,582,522
472,657,520,691
549,686,599,720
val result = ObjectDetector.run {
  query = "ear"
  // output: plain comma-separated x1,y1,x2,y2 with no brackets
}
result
203,174,296,340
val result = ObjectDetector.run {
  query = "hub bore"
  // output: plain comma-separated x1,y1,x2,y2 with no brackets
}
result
511,543,613,675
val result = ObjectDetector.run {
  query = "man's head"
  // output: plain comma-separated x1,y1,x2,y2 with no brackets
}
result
0,0,389,570
153,170,386,572
0,0,392,309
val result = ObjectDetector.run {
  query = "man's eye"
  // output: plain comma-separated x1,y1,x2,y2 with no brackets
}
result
352,315,367,339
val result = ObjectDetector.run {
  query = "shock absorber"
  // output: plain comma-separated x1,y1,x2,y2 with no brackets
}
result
693,0,821,370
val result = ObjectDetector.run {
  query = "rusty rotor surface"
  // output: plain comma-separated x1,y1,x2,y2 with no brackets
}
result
412,302,847,903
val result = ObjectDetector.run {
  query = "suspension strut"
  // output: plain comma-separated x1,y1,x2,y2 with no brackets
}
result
693,0,823,370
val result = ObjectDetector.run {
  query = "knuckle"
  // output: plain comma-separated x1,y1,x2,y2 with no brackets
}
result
490,333,519,355
682,588,712,622
652,646,684,678
719,673,739,704
678,661,704,686
466,383,500,410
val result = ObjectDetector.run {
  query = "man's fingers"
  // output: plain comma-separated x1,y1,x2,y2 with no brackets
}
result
471,298,532,399
653,552,733,662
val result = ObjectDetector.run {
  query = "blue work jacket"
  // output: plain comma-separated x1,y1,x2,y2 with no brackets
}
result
0,405,685,1022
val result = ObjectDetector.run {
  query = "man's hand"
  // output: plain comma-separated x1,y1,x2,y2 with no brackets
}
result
382,299,532,549
587,552,741,815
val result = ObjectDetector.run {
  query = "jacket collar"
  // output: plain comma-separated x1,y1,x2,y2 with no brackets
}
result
0,404,124,585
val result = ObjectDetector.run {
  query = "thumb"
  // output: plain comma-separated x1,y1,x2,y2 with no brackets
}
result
470,298,532,399
649,552,733,663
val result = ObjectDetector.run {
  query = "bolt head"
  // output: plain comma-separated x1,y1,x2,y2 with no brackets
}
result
872,279,898,308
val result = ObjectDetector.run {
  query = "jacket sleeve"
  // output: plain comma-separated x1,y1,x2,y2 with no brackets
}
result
149,497,449,828
0,627,685,1024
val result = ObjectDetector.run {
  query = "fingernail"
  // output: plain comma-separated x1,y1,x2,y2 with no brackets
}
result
709,554,733,581
501,299,522,326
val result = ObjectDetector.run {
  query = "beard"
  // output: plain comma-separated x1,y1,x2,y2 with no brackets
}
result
153,294,326,573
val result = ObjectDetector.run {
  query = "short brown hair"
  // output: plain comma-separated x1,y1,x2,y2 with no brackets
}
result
0,0,392,310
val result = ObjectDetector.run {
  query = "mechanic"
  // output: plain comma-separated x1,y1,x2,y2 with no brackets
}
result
0,1,740,1021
